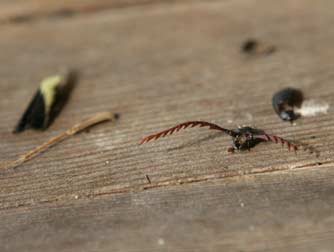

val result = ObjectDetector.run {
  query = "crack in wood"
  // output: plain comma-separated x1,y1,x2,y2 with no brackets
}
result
90,161,331,196
0,160,331,212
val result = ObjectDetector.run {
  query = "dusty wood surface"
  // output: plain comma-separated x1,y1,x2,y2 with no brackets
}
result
1,0,334,251
0,0,198,25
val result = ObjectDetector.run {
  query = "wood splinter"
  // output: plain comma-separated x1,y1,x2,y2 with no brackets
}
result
1,112,119,171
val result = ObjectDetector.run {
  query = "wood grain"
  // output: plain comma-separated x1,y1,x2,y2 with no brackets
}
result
0,0,201,25
0,0,334,251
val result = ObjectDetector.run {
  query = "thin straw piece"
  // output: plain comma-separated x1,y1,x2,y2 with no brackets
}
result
1,111,117,170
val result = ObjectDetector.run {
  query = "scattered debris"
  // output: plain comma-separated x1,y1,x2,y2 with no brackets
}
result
14,70,78,133
1,112,118,170
139,121,298,153
292,140,320,158
272,87,329,122
241,38,276,55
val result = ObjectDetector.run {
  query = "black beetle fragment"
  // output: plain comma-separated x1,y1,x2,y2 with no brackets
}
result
272,87,304,122
14,70,78,133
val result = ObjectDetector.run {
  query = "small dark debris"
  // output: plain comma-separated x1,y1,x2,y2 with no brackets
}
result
146,175,151,184
241,38,276,55
293,140,320,157
114,113,120,120
272,87,304,122
242,39,257,53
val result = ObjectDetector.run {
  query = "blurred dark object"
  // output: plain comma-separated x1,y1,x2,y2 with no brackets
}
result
242,38,276,55
14,70,79,133
272,87,304,122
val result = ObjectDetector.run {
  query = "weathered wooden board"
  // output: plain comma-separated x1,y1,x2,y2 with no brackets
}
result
0,0,334,251
2,167,334,252
0,0,198,25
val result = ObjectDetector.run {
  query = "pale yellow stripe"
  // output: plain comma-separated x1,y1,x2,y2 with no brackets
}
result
40,75,63,115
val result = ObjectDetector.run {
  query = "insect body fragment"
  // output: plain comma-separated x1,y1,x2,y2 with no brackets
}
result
14,70,78,133
228,126,265,153
139,121,298,153
272,87,303,122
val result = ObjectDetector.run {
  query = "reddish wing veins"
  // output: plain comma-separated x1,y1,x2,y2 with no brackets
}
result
139,121,235,145
254,134,298,152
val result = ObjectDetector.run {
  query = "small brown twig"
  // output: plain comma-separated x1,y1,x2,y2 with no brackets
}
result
1,112,118,170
